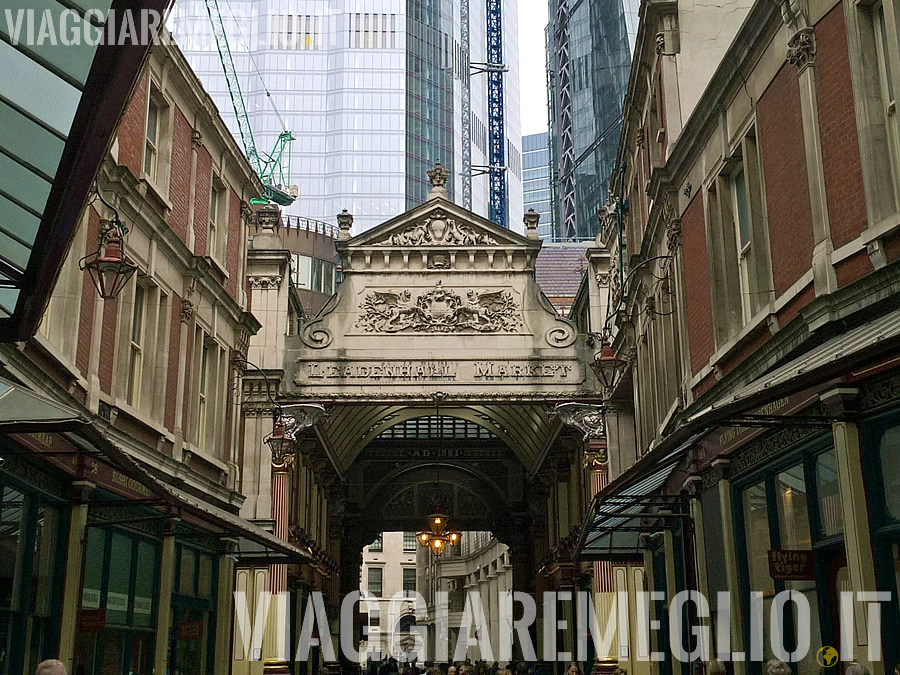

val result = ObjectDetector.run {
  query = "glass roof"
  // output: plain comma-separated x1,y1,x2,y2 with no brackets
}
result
0,0,111,315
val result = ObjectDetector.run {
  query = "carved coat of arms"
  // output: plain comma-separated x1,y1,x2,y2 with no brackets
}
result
381,211,497,246
356,281,521,333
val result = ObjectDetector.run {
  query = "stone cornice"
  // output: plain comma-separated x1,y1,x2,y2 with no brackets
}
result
681,258,900,420
101,162,259,332
662,0,782,190
155,33,264,197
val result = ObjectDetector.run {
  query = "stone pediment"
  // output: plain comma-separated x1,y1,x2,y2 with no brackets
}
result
340,198,534,250
284,182,594,399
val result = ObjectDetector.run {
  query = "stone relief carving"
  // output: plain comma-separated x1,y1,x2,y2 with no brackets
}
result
545,323,577,348
299,319,333,349
355,281,521,334
381,210,497,246
248,275,282,290
787,27,815,72
553,402,605,440
180,299,194,323
427,252,451,269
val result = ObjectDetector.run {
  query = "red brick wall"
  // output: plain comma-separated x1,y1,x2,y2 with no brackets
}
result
194,149,212,255
777,284,815,326
836,250,874,286
98,297,118,394
816,5,868,250
681,194,715,375
165,296,182,430
76,209,100,376
759,63,815,295
116,74,148,177
168,109,193,240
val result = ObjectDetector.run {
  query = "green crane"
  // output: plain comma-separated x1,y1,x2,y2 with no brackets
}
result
204,0,295,206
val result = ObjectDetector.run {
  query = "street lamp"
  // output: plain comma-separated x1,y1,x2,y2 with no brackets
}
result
417,501,460,557
79,188,138,300
80,218,138,300
592,341,628,393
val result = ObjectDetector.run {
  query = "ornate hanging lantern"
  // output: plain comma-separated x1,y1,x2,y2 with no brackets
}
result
417,501,460,557
79,218,138,300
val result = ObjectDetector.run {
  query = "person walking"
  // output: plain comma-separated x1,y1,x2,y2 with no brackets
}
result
35,661,67,675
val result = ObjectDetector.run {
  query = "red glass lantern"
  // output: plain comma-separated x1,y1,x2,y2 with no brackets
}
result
79,221,137,300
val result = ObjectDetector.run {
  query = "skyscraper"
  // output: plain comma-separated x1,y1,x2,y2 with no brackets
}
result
522,132,553,240
170,0,523,234
547,0,638,240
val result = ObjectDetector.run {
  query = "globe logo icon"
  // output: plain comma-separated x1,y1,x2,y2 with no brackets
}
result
817,646,839,667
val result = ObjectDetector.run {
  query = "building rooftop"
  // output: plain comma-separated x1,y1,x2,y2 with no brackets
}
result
534,243,590,312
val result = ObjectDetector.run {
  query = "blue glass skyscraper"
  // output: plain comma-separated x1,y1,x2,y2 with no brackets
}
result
548,0,638,240
171,0,524,234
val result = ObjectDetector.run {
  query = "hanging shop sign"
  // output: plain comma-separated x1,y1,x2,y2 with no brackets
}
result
78,609,107,634
177,621,205,641
767,549,815,581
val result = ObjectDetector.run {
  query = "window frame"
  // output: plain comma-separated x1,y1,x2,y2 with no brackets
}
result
704,123,772,344
208,175,228,265
127,283,146,408
367,566,383,597
142,81,170,192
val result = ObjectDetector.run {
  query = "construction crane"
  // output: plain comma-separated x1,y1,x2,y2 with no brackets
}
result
204,0,295,206
471,0,508,228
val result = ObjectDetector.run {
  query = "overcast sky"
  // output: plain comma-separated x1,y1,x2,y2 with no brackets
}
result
517,2,549,137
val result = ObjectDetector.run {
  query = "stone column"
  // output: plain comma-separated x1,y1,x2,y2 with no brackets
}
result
822,388,881,668
57,482,94,671
788,26,838,295
154,519,178,674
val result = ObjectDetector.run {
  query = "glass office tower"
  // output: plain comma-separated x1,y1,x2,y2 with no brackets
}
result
522,132,553,240
171,0,523,234
547,0,637,240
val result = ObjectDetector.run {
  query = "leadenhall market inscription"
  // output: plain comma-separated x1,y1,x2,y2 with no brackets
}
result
294,360,584,385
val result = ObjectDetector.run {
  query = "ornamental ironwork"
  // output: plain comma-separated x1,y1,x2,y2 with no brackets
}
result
552,402,605,440
355,282,521,334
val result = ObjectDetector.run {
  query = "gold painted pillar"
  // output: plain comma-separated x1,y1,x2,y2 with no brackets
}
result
57,481,94,671
264,451,294,674
715,461,745,675
154,520,178,674
215,539,238,671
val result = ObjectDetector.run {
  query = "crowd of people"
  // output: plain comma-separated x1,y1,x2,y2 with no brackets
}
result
361,660,626,675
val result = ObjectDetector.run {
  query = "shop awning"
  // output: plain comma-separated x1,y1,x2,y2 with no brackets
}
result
687,307,900,425
0,377,88,430
160,483,313,563
579,444,691,560
81,426,313,563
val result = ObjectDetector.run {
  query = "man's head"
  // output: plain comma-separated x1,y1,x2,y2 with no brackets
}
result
845,664,870,675
708,659,726,675
35,661,67,675
766,660,790,675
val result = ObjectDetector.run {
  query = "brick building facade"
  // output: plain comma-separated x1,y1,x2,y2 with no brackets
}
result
0,37,321,675
572,0,900,670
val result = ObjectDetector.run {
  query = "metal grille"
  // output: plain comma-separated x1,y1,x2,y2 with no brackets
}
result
376,416,496,440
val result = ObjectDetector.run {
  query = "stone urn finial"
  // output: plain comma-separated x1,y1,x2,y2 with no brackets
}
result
427,162,450,201
337,209,353,240
524,208,540,239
